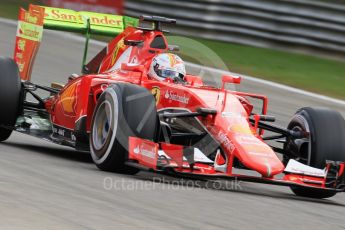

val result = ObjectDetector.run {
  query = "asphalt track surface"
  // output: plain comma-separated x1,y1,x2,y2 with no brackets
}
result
1,20,345,230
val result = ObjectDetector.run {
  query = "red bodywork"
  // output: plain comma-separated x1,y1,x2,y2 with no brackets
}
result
38,25,344,191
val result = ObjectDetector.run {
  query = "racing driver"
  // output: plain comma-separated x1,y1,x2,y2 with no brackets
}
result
148,53,186,83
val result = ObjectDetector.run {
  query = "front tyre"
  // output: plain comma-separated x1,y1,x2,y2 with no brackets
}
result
284,107,345,199
90,83,157,174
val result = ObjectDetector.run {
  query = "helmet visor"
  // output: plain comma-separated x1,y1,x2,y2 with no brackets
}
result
156,69,184,79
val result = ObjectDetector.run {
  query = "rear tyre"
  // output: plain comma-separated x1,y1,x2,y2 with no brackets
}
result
284,107,345,199
90,83,157,174
0,57,22,142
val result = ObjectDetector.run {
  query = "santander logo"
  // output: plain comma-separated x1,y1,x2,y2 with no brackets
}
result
133,145,155,159
45,9,122,27
164,90,190,104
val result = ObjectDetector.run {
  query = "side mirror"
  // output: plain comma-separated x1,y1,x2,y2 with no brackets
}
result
221,74,241,90
121,63,144,72
222,75,241,84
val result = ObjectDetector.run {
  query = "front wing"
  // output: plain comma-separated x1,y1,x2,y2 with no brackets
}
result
127,137,345,193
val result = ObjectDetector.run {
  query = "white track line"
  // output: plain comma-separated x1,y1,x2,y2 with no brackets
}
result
1,17,345,106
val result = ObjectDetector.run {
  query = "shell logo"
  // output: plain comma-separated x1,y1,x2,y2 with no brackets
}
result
230,124,252,135
111,38,126,66
60,82,78,114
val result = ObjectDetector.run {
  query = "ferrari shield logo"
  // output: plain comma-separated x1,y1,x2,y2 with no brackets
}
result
151,87,161,105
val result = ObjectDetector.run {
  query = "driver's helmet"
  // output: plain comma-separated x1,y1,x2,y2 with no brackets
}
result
148,53,186,81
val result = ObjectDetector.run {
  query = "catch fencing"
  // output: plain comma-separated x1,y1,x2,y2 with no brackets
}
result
125,0,345,58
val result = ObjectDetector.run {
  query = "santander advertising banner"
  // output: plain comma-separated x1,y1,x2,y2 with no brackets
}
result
43,0,123,15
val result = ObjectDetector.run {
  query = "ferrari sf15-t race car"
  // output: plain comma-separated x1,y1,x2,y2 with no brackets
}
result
0,5,345,199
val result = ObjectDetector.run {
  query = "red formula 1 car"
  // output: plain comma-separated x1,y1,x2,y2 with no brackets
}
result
0,5,345,199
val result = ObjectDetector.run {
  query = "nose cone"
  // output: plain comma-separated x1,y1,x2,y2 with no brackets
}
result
252,157,285,178
234,135,284,177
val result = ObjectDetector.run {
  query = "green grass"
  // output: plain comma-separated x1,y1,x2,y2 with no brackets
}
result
0,0,42,20
1,1,345,99
168,36,345,100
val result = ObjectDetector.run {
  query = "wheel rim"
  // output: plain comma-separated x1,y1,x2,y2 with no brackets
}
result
286,114,312,165
91,90,120,164
92,101,113,154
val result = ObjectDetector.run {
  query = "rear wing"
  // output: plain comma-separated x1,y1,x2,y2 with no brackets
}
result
14,5,138,80
43,6,138,36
